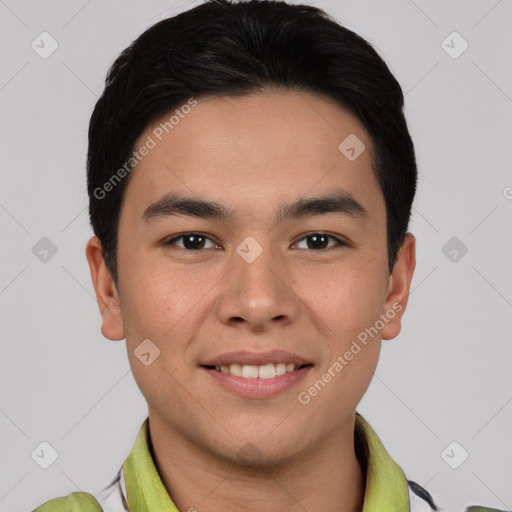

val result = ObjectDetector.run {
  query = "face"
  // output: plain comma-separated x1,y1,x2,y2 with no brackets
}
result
86,90,415,465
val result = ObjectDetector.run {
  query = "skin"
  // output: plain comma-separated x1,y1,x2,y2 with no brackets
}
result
86,89,416,512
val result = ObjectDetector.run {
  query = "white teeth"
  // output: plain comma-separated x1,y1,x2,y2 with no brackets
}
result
211,362,302,378
275,363,287,376
258,363,276,379
241,365,259,378
230,363,242,377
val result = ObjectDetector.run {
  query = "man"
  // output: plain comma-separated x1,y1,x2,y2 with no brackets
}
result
32,0,505,510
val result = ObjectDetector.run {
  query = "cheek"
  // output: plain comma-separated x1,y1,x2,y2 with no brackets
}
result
299,261,386,334
129,355,193,421
120,261,209,388
296,260,386,390
120,251,207,336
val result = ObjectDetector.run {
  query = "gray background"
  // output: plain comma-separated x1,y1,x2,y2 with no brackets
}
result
1,0,511,510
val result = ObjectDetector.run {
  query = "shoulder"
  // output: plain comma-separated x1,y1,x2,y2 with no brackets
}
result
32,491,103,512
408,480,509,512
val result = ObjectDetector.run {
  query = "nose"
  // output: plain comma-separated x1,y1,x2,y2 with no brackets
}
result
214,239,301,332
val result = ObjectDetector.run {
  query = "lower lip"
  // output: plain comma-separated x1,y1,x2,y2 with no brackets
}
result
202,366,313,399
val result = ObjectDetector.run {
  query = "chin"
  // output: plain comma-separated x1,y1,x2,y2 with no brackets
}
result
211,429,308,468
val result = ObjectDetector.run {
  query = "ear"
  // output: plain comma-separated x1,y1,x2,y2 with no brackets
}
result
85,236,125,341
380,233,416,340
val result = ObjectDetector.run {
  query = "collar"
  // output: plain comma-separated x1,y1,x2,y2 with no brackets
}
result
355,413,410,511
122,412,410,511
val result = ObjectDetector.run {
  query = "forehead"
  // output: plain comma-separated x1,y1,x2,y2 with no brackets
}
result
120,90,384,224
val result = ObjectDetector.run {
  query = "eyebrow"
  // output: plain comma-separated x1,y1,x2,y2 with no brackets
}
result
141,189,369,224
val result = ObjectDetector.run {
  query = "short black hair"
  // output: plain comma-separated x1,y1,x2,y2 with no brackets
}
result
87,0,417,289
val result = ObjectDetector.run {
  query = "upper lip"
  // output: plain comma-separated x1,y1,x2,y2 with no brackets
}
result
200,350,312,367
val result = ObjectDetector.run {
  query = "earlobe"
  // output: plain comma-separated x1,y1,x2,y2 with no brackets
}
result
85,236,125,341
381,233,416,341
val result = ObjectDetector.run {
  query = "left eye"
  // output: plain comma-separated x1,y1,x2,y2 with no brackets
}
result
294,233,346,250
164,232,345,251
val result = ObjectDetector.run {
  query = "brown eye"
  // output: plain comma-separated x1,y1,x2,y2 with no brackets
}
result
294,233,346,250
165,233,218,251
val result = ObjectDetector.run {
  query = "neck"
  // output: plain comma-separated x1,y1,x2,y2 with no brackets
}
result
146,413,366,512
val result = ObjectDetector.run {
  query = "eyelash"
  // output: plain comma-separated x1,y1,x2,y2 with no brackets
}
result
164,232,348,252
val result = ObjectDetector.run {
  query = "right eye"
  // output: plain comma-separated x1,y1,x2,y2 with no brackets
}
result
164,232,221,251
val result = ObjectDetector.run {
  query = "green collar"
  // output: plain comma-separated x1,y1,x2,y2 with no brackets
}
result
122,413,409,511
355,413,410,512
122,419,179,511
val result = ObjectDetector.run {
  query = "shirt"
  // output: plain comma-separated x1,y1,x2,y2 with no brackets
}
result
31,412,506,512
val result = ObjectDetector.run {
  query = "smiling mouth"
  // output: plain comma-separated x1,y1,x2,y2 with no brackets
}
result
202,363,313,379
